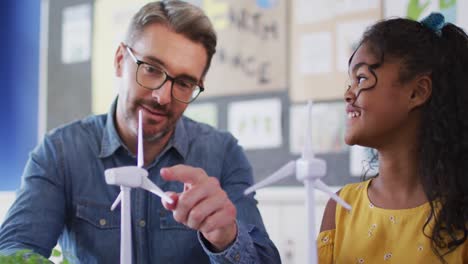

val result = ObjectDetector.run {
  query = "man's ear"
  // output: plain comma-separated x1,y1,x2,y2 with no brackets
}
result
114,43,126,77
409,74,432,110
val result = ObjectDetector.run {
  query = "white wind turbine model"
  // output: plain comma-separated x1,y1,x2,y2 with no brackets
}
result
105,110,174,264
244,100,352,264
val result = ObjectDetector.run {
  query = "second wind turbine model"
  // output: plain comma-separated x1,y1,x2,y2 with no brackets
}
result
244,100,352,264
104,110,174,264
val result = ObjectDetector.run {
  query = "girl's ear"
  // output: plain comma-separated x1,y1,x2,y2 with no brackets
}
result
114,43,126,77
409,74,432,110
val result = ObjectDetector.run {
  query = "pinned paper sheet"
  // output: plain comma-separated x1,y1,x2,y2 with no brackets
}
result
294,0,378,25
203,0,229,30
62,4,91,64
299,32,332,75
336,20,374,72
334,0,379,15
228,98,282,150
290,102,347,155
184,103,218,128
294,0,334,24
459,1,468,31
204,0,287,97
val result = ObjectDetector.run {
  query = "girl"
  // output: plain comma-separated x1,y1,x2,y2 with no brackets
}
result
318,13,468,263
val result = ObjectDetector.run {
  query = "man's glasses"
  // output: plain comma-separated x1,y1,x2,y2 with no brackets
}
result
125,45,204,104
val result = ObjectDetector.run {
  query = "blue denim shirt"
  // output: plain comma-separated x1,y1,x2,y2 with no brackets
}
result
0,102,281,264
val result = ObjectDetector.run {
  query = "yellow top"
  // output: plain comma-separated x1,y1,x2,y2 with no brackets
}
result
317,179,467,263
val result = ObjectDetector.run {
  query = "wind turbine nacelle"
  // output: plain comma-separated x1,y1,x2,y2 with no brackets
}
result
105,166,148,188
296,158,326,181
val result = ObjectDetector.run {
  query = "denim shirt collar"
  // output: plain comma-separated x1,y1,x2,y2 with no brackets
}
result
171,116,190,159
98,98,189,160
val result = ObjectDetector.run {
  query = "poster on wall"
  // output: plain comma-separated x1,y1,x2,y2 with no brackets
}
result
299,32,333,75
228,98,282,150
289,101,347,155
335,19,375,73
202,0,287,97
294,0,334,24
384,0,465,29
183,102,218,128
62,3,91,64
92,0,287,114
294,0,378,24
289,0,382,103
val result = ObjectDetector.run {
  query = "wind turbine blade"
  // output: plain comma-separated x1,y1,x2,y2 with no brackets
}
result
137,110,144,168
302,100,314,160
313,179,352,211
141,177,174,204
110,193,122,211
244,161,296,195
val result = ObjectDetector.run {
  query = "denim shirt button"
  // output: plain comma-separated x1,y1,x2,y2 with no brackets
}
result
139,220,146,228
234,253,240,262
99,219,107,226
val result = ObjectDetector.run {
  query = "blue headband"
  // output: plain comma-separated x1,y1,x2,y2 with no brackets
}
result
420,12,445,37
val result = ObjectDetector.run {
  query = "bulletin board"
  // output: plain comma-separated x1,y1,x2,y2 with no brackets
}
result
289,0,383,103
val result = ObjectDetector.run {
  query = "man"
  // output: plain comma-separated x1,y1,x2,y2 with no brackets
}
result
0,1,281,263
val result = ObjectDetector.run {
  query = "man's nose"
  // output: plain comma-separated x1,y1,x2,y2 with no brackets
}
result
152,80,172,105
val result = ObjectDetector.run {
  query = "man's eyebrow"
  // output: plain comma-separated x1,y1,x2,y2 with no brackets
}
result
142,55,200,83
142,55,166,67
175,74,199,83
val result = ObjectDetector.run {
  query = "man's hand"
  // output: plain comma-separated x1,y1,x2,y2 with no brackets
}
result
160,164,237,252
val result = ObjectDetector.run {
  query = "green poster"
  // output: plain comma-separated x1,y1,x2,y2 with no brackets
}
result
406,0,457,22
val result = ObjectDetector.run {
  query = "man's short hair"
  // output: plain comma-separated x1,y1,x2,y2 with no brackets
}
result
125,0,217,76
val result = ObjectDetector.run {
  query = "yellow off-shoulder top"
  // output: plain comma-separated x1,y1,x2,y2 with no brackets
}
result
317,179,467,263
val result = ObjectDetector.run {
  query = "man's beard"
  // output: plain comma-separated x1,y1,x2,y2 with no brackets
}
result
136,99,177,143
144,124,171,142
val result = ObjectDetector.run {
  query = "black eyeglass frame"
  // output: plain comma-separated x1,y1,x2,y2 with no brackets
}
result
124,45,205,104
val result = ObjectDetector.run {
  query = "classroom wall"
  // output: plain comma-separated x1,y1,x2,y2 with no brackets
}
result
2,1,467,263
0,0,41,191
